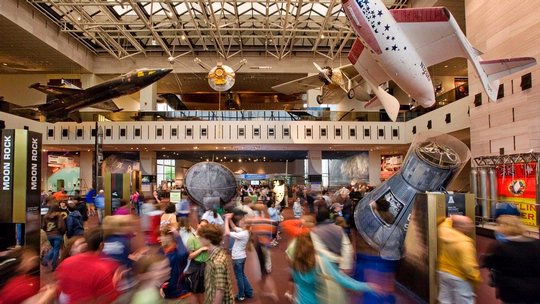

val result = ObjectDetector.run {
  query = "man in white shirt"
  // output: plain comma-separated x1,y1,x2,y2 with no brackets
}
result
224,213,253,301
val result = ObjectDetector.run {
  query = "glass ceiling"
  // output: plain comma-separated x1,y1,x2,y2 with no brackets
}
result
27,0,407,60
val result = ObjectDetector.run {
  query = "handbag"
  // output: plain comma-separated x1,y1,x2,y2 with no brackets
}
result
185,260,205,293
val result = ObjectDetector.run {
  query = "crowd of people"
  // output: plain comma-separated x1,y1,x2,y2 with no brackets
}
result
0,184,539,304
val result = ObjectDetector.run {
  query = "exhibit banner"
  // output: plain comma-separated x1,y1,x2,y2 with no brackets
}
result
102,152,140,174
496,163,537,226
328,152,369,186
25,132,42,251
47,152,80,193
380,154,403,181
0,129,14,223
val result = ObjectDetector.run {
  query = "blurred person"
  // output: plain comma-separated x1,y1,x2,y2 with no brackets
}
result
224,214,253,301
153,189,161,204
186,219,209,301
114,199,131,215
437,215,481,304
311,207,354,273
284,217,378,304
58,200,69,221
482,212,540,303
102,215,143,269
201,207,224,227
95,189,106,224
245,214,279,301
334,188,353,231
41,203,66,271
160,228,194,302
234,197,255,218
53,187,67,201
178,217,196,248
322,190,332,208
85,188,97,216
56,227,121,303
178,194,191,219
66,200,84,239
131,253,171,304
60,235,87,263
161,202,179,231
197,224,234,304
131,190,141,216
0,248,40,304
293,197,303,219
300,188,315,214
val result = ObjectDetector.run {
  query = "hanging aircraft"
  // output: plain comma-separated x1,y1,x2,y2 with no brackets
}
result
16,68,172,123
341,0,537,121
272,62,371,104
193,58,247,92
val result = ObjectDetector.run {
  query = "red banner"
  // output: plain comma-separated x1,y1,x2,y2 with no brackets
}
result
496,163,536,199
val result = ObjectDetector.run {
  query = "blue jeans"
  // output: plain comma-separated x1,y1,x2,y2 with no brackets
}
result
46,235,63,270
232,258,253,298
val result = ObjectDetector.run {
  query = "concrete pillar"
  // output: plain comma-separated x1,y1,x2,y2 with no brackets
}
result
140,83,157,111
306,73,321,108
79,150,93,193
139,151,156,176
368,150,382,186
308,150,323,175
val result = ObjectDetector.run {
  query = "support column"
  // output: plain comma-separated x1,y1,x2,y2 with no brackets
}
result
79,150,93,194
368,150,382,186
307,150,322,176
140,83,157,111
306,73,321,108
139,151,156,197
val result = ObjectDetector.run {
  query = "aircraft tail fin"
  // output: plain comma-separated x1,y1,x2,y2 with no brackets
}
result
364,85,400,122
475,57,536,101
480,57,536,83
68,111,82,123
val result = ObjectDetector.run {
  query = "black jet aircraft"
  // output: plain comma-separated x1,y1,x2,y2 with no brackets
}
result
26,68,172,123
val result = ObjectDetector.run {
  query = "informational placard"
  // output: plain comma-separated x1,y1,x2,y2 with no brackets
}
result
170,190,182,203
0,129,14,223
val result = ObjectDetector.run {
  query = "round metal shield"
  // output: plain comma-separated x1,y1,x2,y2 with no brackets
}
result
184,162,237,208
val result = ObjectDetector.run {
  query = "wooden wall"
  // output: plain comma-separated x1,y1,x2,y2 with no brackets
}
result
467,0,540,157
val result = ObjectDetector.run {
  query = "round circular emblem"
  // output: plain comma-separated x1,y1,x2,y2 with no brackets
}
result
508,179,526,196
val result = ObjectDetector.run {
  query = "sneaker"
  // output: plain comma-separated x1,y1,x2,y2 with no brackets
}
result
235,296,246,302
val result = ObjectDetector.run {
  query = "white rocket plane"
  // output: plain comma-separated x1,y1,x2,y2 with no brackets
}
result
342,0,536,121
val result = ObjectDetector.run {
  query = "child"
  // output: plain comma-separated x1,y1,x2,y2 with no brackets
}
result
293,198,303,219
224,213,253,301
267,200,281,246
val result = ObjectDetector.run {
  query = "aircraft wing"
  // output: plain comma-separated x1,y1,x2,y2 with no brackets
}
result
29,83,83,98
272,74,322,95
90,100,122,112
390,7,468,67
348,38,391,86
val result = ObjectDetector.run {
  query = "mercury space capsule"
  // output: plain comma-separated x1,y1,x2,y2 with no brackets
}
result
184,162,238,209
355,132,470,260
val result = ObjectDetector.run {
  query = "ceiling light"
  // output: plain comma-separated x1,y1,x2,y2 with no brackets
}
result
1,63,7,66
151,39,158,46
181,34,186,40
443,65,448,68
193,146,199,150
239,158,242,162
320,34,325,39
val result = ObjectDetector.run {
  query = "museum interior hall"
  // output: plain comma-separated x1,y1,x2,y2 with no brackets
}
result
0,0,539,303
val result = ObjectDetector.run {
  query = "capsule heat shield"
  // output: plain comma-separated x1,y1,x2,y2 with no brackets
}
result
354,133,470,260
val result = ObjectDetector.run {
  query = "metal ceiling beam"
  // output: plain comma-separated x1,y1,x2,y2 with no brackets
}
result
311,0,339,52
100,5,147,55
128,0,172,57
48,0,123,59
163,0,194,54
